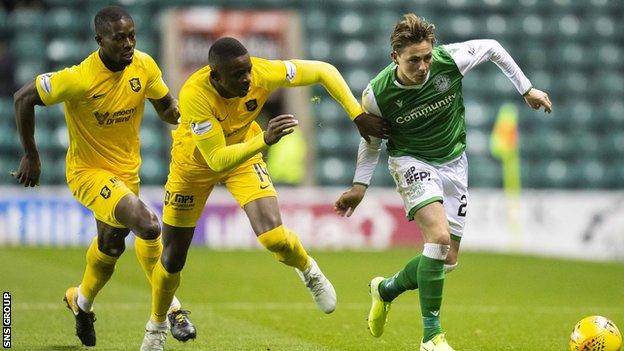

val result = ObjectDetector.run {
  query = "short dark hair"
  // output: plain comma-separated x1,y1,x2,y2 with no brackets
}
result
208,37,248,67
94,6,132,35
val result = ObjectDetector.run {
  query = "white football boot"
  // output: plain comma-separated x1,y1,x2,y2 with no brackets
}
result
296,256,337,313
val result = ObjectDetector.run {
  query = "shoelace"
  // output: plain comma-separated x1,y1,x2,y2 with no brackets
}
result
172,310,191,325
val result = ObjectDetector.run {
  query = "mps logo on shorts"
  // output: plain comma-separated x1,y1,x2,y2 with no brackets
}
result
129,77,141,92
245,99,258,112
100,185,111,199
164,191,194,210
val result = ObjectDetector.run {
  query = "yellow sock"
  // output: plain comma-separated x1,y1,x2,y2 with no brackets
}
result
257,225,309,271
134,236,163,284
150,260,180,323
79,237,118,301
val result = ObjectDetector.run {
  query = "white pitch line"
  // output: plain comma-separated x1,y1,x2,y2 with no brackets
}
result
14,302,624,314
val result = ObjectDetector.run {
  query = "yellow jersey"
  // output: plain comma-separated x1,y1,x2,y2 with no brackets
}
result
171,57,288,174
171,57,364,176
35,49,169,182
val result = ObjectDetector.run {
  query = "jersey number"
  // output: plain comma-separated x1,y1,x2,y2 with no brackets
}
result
253,163,272,189
457,194,467,217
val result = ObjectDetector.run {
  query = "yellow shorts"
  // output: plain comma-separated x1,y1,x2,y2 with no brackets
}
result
163,155,276,228
67,169,139,228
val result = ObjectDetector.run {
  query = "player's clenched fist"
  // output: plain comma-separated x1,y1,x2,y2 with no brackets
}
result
264,114,299,145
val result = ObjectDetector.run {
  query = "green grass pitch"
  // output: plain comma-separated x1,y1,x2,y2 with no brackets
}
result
1,247,622,350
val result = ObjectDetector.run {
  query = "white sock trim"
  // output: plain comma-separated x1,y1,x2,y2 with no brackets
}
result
444,262,458,273
422,243,450,261
76,285,93,312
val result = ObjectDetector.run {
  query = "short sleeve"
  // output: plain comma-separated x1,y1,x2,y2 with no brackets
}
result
144,54,169,99
35,66,88,106
179,85,222,141
361,83,382,117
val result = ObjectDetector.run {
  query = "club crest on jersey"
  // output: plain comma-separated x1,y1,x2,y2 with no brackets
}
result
94,111,110,125
129,77,141,92
100,185,111,199
245,99,258,112
433,74,451,92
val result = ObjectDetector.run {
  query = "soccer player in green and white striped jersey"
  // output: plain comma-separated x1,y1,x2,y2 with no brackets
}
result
334,13,552,351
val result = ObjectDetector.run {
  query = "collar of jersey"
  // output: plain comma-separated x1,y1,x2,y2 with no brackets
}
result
392,69,430,90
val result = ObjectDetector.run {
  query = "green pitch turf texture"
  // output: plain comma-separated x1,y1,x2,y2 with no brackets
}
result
1,247,622,350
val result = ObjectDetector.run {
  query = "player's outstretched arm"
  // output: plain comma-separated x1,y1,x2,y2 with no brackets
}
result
288,60,388,140
334,184,367,217
522,88,552,114
13,80,44,187
149,93,180,125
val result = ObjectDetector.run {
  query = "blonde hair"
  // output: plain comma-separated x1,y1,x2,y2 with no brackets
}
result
390,13,436,53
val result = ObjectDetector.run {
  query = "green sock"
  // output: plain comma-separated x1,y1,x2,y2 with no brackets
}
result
378,255,421,302
418,254,445,342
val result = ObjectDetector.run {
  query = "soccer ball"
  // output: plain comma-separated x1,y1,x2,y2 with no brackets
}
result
569,316,622,351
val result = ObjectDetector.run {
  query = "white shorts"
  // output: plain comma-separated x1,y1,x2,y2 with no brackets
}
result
388,152,468,240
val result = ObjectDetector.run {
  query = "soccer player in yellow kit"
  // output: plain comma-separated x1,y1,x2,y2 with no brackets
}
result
140,37,388,350
13,6,195,347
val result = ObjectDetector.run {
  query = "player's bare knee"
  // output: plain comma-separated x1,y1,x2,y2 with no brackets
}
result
99,240,125,257
161,251,185,273
135,212,161,240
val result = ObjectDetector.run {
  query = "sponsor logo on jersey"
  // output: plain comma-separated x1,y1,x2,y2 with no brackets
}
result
92,93,106,99
108,176,123,188
245,99,258,112
433,74,451,92
100,185,111,199
395,93,456,124
191,121,213,135
129,77,141,92
284,61,297,82
395,99,403,108
39,73,53,95
93,107,136,125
